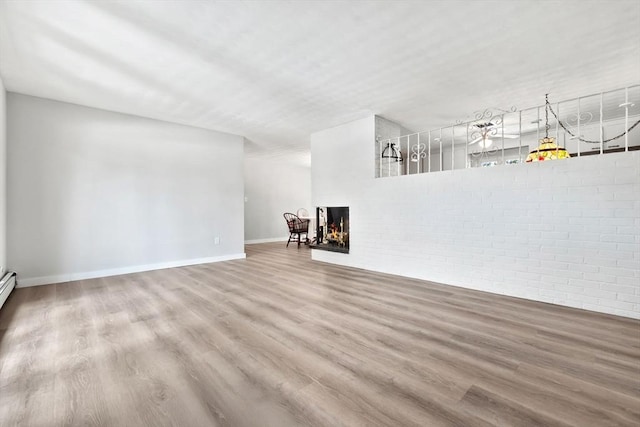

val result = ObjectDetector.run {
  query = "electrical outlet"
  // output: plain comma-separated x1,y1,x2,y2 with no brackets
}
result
214,237,220,245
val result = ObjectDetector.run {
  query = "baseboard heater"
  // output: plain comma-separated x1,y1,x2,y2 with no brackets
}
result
0,271,17,310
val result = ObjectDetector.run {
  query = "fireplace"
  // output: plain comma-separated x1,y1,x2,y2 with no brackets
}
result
311,206,349,253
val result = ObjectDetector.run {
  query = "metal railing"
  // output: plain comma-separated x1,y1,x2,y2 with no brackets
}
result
376,85,640,178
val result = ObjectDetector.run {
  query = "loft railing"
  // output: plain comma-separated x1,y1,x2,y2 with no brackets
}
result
376,85,640,178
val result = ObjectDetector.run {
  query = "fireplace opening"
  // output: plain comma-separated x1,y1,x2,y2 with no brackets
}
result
311,206,349,253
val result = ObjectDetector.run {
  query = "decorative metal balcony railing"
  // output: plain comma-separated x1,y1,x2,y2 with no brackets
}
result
376,85,640,178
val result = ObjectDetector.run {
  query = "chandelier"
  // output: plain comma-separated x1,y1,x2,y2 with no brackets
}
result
526,94,570,162
379,136,403,162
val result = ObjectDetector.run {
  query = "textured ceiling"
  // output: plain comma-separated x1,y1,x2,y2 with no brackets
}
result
1,0,639,162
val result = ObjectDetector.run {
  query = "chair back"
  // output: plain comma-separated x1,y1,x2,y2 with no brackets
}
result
283,212,309,233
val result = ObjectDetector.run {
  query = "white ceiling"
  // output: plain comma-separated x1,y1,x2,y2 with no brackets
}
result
1,0,639,162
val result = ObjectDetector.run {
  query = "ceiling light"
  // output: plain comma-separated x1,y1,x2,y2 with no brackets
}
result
526,94,570,162
468,121,518,147
379,137,403,163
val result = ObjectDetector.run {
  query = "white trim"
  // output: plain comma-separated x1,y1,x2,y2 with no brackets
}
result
16,253,247,288
244,237,289,244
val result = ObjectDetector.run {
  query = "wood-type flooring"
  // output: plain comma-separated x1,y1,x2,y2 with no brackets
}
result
1,242,639,426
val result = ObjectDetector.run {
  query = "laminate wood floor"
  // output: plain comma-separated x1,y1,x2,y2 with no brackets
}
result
1,242,639,426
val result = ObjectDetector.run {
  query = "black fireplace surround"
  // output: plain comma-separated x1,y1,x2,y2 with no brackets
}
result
310,206,349,253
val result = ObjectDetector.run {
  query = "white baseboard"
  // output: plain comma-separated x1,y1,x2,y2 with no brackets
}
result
16,253,247,288
244,237,289,244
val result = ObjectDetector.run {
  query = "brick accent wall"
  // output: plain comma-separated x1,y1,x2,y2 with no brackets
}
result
311,116,640,319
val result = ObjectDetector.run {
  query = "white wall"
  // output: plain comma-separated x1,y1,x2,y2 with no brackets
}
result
312,116,375,206
8,93,245,286
0,76,6,276
244,154,311,243
311,116,640,319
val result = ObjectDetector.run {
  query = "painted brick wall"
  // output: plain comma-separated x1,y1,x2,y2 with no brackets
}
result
311,116,640,319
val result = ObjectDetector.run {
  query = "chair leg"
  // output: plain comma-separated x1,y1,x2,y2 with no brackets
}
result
286,234,291,247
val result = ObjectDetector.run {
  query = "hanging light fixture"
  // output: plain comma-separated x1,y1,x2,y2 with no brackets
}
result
380,137,403,163
526,94,570,162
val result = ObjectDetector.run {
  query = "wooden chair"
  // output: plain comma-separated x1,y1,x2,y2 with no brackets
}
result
283,212,310,248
